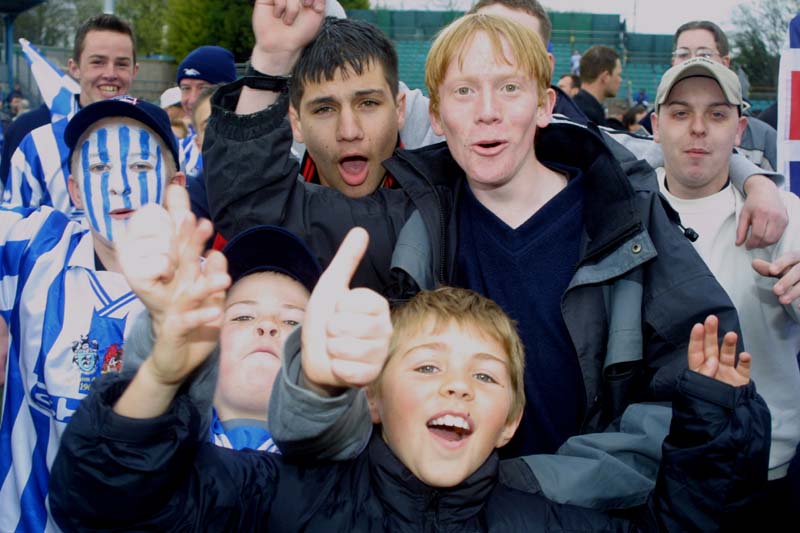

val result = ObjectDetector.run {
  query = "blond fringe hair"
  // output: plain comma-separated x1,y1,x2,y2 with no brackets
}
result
386,286,526,423
425,13,552,118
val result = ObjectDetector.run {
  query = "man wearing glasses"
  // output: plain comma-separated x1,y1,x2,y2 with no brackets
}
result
643,20,777,172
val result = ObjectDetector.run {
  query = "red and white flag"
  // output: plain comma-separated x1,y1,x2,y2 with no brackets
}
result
777,13,800,194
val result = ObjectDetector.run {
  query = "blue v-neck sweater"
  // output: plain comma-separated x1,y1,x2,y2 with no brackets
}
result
456,165,586,457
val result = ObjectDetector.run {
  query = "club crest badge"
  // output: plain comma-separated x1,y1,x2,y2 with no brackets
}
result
72,335,99,373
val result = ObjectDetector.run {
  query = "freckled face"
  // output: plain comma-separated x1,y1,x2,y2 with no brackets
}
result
430,32,551,194
369,321,520,488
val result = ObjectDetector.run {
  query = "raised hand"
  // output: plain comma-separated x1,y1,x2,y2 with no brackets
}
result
114,187,231,418
144,186,230,385
251,0,326,74
752,251,800,307
117,185,212,322
687,315,751,387
301,227,393,395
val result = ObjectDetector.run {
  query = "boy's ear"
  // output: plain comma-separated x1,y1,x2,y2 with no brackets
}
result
395,89,407,131
494,411,522,449
289,104,305,144
67,58,80,81
67,175,83,209
430,107,445,137
169,171,187,188
364,386,383,424
535,87,557,129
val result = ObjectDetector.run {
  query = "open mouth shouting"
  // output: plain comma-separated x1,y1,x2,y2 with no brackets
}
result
338,155,370,186
427,412,474,447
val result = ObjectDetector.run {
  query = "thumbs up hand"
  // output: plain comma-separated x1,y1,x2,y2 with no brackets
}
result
301,228,393,395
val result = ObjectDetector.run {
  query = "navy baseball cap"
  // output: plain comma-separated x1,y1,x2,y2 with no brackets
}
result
222,226,323,293
65,95,180,170
177,46,237,85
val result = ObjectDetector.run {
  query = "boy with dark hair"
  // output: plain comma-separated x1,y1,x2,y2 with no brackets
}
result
0,96,184,532
286,17,402,196
223,2,406,199
2,14,139,217
49,212,767,531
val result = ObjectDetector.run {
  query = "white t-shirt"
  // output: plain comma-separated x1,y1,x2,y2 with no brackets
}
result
657,168,800,479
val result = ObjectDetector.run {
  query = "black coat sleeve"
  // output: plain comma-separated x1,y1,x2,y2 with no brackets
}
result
204,80,300,241
49,375,284,532
649,370,770,532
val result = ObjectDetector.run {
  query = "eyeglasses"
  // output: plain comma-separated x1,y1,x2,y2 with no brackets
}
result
671,47,720,62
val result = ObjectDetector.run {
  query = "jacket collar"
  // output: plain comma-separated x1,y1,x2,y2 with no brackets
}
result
537,119,644,262
388,119,645,266
368,432,496,528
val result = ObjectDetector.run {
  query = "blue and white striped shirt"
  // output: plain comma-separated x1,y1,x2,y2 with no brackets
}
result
1,95,82,220
210,408,279,453
180,131,203,180
0,206,143,532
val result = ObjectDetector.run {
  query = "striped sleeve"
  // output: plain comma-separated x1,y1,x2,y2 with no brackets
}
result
0,206,69,313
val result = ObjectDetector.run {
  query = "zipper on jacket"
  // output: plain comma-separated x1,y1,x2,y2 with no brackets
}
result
394,151,448,285
424,490,441,532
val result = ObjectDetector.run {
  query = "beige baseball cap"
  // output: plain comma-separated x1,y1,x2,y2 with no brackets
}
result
655,57,748,113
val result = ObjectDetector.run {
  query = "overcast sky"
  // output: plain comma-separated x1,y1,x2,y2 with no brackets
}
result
374,0,749,35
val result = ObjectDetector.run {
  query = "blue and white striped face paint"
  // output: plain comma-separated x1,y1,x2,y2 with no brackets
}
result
78,119,168,243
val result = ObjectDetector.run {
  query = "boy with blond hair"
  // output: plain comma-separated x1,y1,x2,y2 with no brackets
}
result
48,194,767,529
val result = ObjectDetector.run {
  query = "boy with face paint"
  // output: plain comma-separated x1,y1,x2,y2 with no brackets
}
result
0,95,184,533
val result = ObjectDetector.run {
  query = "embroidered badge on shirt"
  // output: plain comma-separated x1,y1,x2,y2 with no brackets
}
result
71,335,99,374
